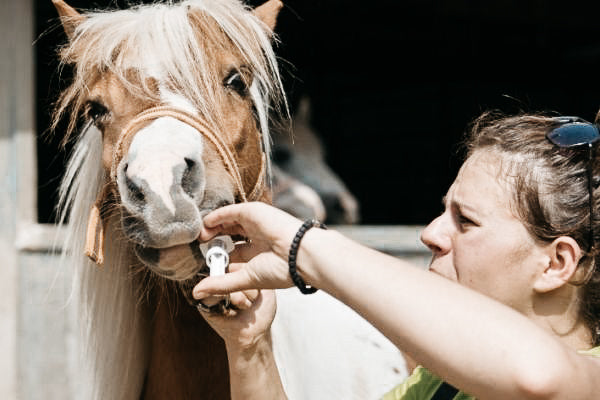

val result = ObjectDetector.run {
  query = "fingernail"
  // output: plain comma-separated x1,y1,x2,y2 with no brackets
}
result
193,290,206,299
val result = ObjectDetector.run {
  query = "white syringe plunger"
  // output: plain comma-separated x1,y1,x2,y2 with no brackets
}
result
199,236,234,277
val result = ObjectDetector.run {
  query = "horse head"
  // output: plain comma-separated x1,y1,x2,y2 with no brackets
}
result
53,0,285,281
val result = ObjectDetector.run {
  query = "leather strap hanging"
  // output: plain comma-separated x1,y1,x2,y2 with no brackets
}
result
84,183,117,264
84,106,267,265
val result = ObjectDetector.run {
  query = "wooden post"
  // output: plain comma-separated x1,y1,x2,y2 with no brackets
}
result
0,0,35,398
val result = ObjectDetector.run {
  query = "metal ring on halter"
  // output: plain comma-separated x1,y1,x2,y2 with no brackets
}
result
195,295,231,314
183,267,233,314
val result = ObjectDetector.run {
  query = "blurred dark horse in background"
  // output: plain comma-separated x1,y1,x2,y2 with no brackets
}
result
272,95,360,224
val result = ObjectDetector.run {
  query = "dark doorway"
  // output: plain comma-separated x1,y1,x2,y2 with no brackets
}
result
36,0,600,224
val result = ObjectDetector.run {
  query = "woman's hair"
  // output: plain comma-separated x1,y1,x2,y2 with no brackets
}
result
465,111,600,346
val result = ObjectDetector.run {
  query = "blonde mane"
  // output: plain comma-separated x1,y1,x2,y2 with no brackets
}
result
55,1,286,398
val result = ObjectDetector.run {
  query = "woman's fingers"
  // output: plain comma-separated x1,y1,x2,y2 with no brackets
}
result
228,289,260,310
229,241,266,263
199,223,246,242
202,203,254,230
200,203,306,263
193,266,255,298
243,289,260,302
202,202,299,239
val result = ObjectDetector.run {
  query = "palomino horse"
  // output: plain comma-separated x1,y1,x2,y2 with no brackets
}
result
52,0,406,398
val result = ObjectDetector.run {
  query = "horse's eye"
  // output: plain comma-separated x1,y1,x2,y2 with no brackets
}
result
224,69,249,96
85,100,109,124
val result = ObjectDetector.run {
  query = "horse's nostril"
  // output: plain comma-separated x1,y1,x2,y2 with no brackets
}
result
126,175,145,203
123,162,129,174
132,187,145,202
181,158,200,197
184,157,196,169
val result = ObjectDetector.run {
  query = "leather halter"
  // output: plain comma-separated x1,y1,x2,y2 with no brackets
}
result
84,105,267,265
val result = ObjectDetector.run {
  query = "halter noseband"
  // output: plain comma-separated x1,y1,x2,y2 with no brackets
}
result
84,105,267,264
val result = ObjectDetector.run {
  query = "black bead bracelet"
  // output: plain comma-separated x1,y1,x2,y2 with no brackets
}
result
288,219,326,294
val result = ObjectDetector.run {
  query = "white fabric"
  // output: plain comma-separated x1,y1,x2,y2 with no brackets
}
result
272,288,408,400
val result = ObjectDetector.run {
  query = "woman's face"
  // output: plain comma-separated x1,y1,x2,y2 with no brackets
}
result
421,150,548,312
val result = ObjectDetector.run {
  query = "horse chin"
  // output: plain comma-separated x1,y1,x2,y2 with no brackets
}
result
125,197,233,281
134,241,204,281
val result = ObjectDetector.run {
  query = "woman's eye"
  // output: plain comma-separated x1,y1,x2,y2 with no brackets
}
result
458,215,472,225
224,69,249,96
85,100,109,123
457,213,477,228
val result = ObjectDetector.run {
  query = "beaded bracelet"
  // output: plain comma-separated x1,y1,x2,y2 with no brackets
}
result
288,219,326,294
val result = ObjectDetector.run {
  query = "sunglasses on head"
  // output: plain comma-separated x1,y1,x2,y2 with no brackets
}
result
546,116,600,252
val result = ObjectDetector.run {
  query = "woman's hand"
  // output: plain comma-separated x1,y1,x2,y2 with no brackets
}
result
193,202,304,298
199,284,277,351
195,203,296,400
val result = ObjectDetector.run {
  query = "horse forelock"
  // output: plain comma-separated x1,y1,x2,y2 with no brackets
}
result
53,0,285,176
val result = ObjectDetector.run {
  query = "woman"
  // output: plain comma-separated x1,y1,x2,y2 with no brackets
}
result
194,112,600,399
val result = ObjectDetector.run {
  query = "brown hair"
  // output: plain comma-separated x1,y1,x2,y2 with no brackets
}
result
465,111,600,346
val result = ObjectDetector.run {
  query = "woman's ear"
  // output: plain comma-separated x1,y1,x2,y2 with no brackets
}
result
534,236,582,293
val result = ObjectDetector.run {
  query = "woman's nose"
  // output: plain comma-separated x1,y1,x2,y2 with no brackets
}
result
420,213,452,256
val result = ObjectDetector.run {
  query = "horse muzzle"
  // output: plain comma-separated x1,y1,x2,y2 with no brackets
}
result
84,106,265,273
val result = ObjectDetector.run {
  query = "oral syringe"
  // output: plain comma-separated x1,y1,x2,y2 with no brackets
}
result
199,235,235,277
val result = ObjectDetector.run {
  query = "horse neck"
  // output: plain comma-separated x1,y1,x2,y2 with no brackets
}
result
142,281,230,399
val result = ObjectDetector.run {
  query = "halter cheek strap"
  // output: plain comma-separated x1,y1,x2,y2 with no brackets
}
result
84,106,267,265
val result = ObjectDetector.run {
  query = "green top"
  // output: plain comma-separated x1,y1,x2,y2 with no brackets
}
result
382,346,600,400
381,366,474,400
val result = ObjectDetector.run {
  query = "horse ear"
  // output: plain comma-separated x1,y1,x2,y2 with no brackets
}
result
52,0,86,40
253,0,283,33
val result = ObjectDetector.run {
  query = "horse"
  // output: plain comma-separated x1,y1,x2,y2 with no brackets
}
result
271,95,360,224
51,0,407,398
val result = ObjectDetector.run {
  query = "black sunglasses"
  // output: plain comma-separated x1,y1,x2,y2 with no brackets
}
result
546,116,600,252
